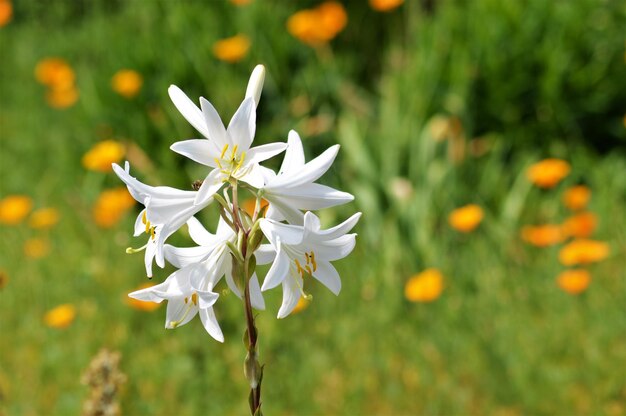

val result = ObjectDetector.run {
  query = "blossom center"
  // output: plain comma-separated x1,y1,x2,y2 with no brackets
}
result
214,144,249,180
169,292,198,328
142,211,156,240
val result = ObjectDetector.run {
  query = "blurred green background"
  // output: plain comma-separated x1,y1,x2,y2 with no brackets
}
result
1,0,625,415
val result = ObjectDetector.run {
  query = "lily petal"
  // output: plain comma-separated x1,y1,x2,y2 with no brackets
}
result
227,97,255,150
170,139,220,167
312,260,342,295
168,85,209,138
200,97,229,148
247,142,288,165
199,308,224,342
261,242,289,291
277,275,302,319
195,169,225,205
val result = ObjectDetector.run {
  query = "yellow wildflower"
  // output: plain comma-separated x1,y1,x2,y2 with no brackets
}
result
526,158,570,189
29,207,60,230
557,269,591,295
111,69,143,98
521,224,564,247
0,195,33,225
369,0,404,12
558,239,610,266
287,2,347,46
561,212,597,239
448,204,483,233
126,283,161,311
405,268,444,302
44,304,76,329
92,187,136,228
563,185,591,211
24,238,51,259
82,140,125,172
212,34,251,63
0,0,12,27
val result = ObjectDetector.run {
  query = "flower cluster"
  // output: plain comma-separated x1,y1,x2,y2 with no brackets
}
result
114,65,360,342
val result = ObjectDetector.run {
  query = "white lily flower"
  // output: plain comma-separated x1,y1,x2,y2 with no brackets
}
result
128,260,224,342
259,211,361,318
261,130,354,225
113,161,211,277
168,65,287,205
163,216,265,310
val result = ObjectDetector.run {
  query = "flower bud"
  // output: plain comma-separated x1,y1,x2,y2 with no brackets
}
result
245,65,265,108
244,350,262,389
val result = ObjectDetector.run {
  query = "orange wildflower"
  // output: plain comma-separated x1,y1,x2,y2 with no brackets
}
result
526,158,570,188
520,224,564,247
561,212,597,238
0,0,12,27
563,185,591,211
287,2,347,46
0,195,33,225
405,268,444,302
369,0,404,12
126,283,161,311
92,187,136,228
35,58,75,89
29,207,60,230
558,239,610,266
448,204,483,233
111,69,143,98
46,85,79,109
556,269,591,295
292,297,310,314
0,270,8,289
44,304,76,329
24,238,51,259
82,140,125,172
212,34,251,63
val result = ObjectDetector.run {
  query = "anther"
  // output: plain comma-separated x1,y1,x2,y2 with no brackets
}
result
220,144,229,159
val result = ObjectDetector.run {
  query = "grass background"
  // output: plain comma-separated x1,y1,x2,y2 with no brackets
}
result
1,0,626,414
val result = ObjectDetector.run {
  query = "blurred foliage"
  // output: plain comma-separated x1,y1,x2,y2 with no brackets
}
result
1,0,626,415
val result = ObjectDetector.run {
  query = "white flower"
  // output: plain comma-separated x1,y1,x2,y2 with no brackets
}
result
261,130,354,225
164,216,265,310
259,211,361,318
128,261,224,342
113,161,211,277
168,65,287,205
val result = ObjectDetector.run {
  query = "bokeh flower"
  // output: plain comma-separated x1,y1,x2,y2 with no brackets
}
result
35,58,75,89
558,239,610,266
242,198,268,217
563,185,591,211
448,204,483,233
24,238,51,259
92,187,136,228
126,283,162,311
521,224,563,247
0,195,33,225
561,212,597,239
369,0,404,12
405,268,444,302
287,1,347,46
212,34,251,63
230,0,252,5
46,85,79,109
556,269,591,295
0,0,12,27
82,140,125,172
44,304,76,329
526,158,570,188
0,270,8,290
111,69,143,98
29,207,60,230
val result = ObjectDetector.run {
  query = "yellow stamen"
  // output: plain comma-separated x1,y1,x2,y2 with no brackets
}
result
305,265,312,275
145,220,151,234
295,259,305,277
220,144,229,159
169,292,197,328
150,227,156,240
191,293,198,305
235,152,246,172
214,158,223,169
230,144,239,160
310,251,317,271
142,211,147,225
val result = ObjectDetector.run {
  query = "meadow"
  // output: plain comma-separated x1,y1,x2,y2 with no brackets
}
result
1,1,625,415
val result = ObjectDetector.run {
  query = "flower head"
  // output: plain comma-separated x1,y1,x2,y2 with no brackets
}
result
213,34,251,63
0,0,12,27
259,211,360,318
82,140,125,172
563,185,591,211
111,69,143,98
29,207,60,230
521,224,564,247
44,304,76,329
287,2,347,46
369,0,404,12
168,65,287,205
527,158,570,188
92,187,136,229
0,195,33,225
557,269,591,295
405,268,444,302
448,204,483,233
561,212,597,239
35,58,75,89
558,239,610,266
